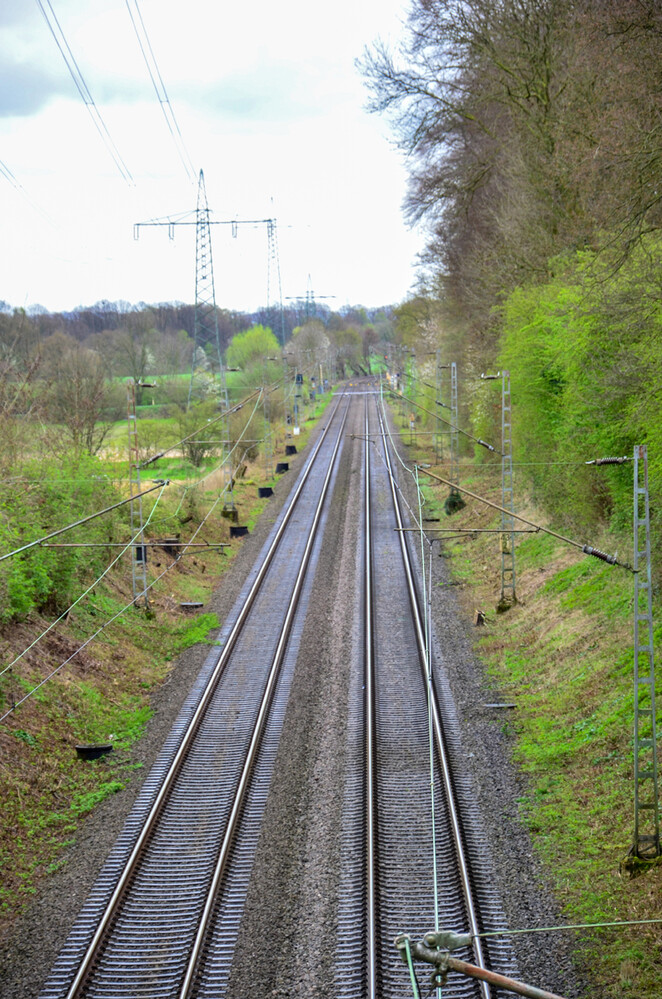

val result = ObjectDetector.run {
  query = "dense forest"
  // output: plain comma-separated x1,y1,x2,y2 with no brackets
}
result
363,0,662,556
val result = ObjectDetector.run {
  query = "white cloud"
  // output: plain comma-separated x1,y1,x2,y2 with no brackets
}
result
0,0,420,314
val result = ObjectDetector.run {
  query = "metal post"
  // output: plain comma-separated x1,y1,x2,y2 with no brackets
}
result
263,391,273,480
293,369,301,436
435,350,443,463
499,370,517,608
126,381,149,608
449,361,459,492
410,351,417,442
633,444,660,857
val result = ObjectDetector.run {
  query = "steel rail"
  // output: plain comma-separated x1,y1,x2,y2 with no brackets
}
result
64,394,346,999
179,400,350,996
376,398,491,999
363,397,378,998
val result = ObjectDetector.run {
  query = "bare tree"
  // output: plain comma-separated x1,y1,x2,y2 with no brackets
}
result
44,341,114,455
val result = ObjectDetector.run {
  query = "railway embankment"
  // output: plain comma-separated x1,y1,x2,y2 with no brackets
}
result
404,437,662,999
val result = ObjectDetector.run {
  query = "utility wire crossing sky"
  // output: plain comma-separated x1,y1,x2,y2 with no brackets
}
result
0,0,423,315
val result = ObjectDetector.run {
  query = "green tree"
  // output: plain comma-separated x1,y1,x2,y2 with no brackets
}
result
226,325,280,371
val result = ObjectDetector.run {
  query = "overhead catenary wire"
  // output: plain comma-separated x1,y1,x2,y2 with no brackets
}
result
148,389,269,529
35,0,134,184
385,387,498,453
0,483,169,685
138,389,262,468
0,394,265,722
124,0,197,183
416,465,634,572
0,481,167,564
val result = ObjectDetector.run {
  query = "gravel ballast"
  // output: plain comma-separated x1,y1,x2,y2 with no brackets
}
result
0,391,595,999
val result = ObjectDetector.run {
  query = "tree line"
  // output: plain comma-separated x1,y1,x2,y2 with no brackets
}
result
366,0,662,551
0,298,395,465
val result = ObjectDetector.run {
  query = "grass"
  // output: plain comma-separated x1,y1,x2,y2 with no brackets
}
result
0,389,335,928
401,402,662,999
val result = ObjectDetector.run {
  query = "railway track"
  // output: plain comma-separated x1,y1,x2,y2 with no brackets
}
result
42,384,523,998
332,391,518,998
41,394,351,998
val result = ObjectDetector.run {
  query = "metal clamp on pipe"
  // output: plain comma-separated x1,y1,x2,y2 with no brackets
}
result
395,931,569,999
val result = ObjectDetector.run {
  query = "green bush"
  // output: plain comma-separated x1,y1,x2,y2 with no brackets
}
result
498,239,662,555
0,455,127,624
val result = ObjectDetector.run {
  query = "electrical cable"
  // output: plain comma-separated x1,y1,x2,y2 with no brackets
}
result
402,936,422,999
146,388,272,528
414,465,441,942
124,0,197,183
0,155,58,225
377,385,427,532
385,386,499,453
416,466,634,572
0,481,166,564
0,158,20,189
35,0,134,184
475,917,662,939
0,484,168,721
0,484,169,684
1,394,265,720
138,389,262,469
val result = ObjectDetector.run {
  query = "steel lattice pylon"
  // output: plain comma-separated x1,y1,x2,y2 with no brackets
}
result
189,169,226,407
633,444,660,857
500,370,517,607
188,170,234,509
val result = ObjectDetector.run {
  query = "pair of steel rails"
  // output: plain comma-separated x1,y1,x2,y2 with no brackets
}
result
42,387,511,998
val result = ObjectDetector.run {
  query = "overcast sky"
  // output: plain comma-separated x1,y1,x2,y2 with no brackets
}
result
0,0,422,316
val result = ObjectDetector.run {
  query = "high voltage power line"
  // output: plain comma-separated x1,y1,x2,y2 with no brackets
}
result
35,0,134,185
124,0,197,184
0,158,21,190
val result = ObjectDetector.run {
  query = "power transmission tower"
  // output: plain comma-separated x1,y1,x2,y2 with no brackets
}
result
284,275,335,324
633,444,660,857
191,172,236,511
189,169,226,408
134,170,282,512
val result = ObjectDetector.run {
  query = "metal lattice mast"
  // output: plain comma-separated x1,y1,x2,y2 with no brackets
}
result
189,170,234,509
633,444,660,857
189,170,226,405
127,381,148,607
500,370,517,607
449,361,460,492
435,350,444,462
399,346,406,420
266,219,285,346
